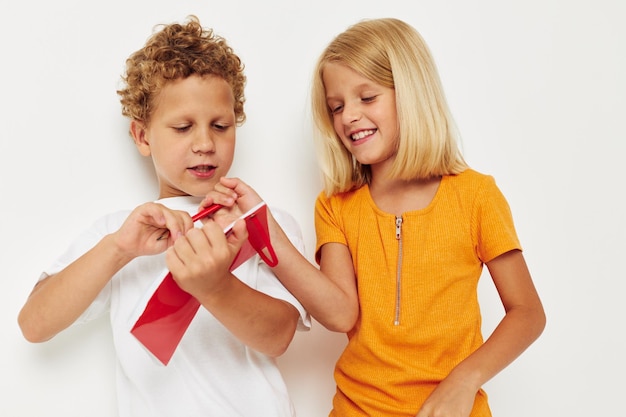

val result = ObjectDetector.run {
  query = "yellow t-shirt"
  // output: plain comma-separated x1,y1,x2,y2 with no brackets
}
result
315,169,521,417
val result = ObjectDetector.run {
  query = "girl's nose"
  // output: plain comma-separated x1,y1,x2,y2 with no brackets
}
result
342,103,362,124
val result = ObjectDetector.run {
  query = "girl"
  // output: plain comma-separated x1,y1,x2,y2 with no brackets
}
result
207,17,545,417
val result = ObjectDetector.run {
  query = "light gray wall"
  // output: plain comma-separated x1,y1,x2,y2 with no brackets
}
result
2,1,624,415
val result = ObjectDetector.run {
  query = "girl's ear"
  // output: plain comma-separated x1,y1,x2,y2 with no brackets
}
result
130,120,151,157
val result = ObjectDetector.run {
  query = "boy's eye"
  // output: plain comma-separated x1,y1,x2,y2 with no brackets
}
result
213,123,228,131
174,125,191,133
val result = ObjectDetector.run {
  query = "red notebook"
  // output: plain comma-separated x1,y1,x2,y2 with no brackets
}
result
130,202,278,365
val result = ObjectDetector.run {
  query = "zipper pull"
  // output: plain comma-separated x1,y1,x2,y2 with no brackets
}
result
395,216,403,239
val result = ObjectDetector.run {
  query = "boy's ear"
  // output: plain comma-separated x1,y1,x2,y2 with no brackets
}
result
130,120,151,157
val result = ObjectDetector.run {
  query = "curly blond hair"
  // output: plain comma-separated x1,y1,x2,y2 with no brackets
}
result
118,15,246,125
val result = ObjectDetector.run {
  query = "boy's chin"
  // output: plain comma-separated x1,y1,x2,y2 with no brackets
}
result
191,185,218,198
158,186,213,200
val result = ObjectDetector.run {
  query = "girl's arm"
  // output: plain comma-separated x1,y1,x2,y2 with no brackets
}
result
18,203,194,343
416,249,546,417
267,221,359,332
203,177,359,333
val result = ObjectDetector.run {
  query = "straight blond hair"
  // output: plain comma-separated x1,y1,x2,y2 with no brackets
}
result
311,18,468,195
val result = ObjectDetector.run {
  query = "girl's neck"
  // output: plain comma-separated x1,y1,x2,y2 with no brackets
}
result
369,176,442,215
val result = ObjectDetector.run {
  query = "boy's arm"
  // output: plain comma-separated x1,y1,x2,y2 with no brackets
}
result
197,272,300,358
18,202,194,343
18,234,135,342
166,218,300,357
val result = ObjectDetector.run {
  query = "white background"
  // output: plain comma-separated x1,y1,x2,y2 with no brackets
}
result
2,0,625,416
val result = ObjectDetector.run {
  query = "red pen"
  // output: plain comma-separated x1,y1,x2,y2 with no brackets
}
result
191,203,223,222
156,203,223,241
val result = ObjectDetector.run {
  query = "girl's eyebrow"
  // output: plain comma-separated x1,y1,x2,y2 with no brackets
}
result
327,81,380,97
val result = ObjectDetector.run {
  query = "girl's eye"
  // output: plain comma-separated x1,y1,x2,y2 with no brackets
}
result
362,95,376,103
330,104,343,114
174,125,191,133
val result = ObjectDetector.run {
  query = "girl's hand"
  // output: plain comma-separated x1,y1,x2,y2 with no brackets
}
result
112,203,194,258
201,177,263,214
414,375,477,417
166,218,248,298
198,176,264,231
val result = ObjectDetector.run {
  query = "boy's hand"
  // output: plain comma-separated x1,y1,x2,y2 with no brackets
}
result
166,218,248,297
112,203,194,258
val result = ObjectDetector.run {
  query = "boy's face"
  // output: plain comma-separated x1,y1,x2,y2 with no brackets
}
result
131,74,237,199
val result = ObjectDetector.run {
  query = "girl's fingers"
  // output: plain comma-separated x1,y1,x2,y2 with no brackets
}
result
202,190,235,208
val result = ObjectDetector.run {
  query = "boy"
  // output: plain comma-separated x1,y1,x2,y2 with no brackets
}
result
18,16,309,417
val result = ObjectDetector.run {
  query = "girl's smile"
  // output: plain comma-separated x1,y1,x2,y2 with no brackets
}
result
323,62,399,176
349,129,377,142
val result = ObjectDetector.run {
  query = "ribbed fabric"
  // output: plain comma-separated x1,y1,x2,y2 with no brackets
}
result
315,169,521,417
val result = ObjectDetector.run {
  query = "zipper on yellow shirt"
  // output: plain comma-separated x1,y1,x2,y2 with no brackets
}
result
395,216,403,326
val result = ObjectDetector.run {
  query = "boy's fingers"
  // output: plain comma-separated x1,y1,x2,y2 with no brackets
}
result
198,219,230,247
227,219,249,252
158,209,194,242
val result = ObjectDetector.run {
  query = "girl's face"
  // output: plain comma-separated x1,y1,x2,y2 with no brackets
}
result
323,62,399,176
131,75,237,199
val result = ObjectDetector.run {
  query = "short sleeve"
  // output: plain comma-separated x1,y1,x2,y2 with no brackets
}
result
40,212,128,324
314,192,348,264
473,176,522,263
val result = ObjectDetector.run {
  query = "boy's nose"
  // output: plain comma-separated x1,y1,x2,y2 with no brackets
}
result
192,130,216,153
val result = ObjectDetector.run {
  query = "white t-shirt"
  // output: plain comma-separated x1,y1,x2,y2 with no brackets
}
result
41,196,310,417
